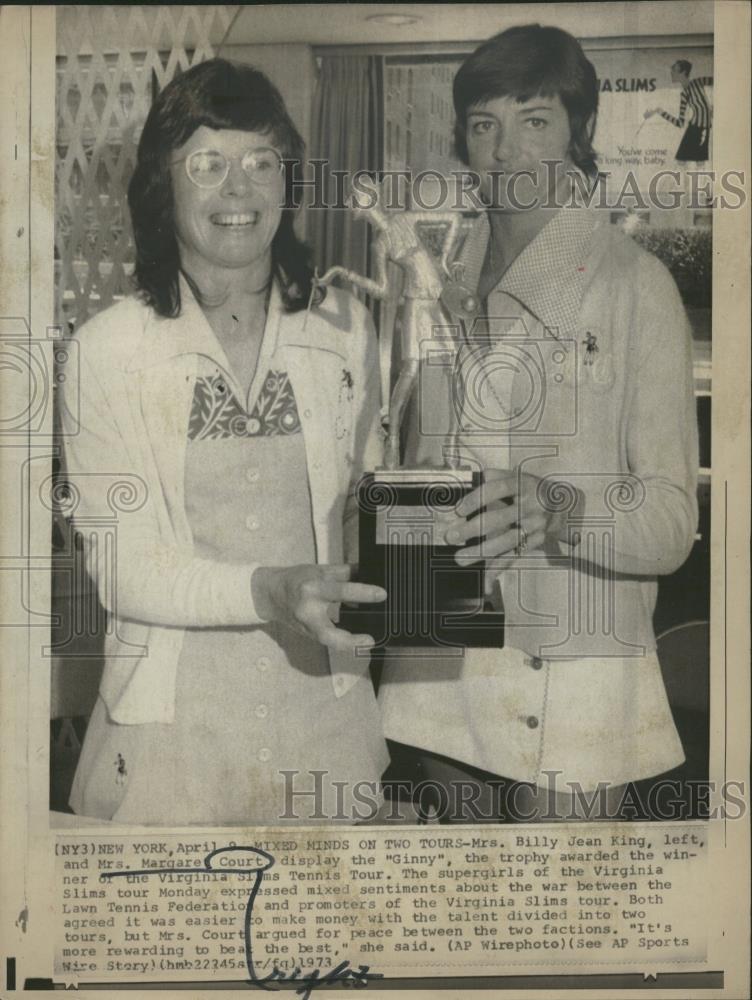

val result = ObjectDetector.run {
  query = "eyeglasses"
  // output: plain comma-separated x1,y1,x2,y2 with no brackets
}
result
174,146,284,189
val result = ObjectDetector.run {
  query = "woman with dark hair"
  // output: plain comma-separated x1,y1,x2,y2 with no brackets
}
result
380,25,698,822
451,23,600,180
61,59,389,825
128,59,313,317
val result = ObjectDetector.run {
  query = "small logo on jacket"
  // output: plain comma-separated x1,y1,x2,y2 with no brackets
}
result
583,332,599,365
336,369,354,440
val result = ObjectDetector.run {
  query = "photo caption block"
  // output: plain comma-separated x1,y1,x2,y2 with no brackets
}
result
53,823,708,984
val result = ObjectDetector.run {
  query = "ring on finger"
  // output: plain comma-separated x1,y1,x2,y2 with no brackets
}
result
515,525,528,557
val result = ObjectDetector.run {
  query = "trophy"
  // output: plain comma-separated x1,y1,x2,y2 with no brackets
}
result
314,178,504,648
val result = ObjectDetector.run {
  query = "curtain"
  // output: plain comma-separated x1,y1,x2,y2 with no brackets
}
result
308,55,383,278
309,54,403,419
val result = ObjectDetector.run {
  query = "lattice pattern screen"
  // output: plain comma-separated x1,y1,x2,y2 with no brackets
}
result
55,5,238,331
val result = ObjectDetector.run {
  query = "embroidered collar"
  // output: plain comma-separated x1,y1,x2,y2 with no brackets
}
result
455,207,598,338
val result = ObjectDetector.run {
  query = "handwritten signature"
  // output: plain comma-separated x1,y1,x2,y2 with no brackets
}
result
100,846,383,998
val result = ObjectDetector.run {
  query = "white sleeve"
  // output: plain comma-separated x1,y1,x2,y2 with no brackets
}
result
563,256,699,576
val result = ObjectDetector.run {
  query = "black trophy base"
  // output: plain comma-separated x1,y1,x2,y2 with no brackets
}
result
340,604,505,649
351,468,504,649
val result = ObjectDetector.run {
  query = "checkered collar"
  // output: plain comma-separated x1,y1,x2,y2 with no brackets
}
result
456,207,598,338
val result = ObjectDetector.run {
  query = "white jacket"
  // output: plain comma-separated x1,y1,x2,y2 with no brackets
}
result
60,280,383,724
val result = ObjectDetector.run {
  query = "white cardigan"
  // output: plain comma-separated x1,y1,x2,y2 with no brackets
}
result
60,280,383,724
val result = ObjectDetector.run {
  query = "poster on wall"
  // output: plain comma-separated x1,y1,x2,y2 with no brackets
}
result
589,45,714,201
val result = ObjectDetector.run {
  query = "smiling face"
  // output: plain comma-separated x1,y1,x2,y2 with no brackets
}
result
464,93,574,210
170,125,284,287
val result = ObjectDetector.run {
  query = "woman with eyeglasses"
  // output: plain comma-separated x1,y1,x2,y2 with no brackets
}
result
60,59,389,825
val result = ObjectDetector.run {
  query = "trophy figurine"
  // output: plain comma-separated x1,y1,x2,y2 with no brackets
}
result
314,177,504,648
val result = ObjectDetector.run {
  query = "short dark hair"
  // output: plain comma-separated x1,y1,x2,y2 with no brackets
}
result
453,24,599,178
128,58,313,317
672,59,692,76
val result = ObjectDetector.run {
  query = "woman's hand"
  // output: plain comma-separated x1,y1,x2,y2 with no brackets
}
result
251,564,385,652
442,469,555,593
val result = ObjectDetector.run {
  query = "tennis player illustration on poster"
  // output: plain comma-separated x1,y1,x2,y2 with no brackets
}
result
644,58,713,165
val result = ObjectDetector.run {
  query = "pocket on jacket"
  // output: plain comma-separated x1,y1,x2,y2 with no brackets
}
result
584,352,616,392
